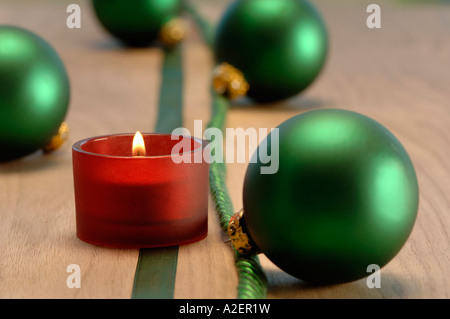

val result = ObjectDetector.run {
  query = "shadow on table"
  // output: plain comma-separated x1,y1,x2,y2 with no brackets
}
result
264,268,421,299
0,149,70,174
229,94,333,113
395,0,450,4
87,37,166,53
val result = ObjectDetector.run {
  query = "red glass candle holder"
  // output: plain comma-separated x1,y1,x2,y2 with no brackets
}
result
72,133,209,248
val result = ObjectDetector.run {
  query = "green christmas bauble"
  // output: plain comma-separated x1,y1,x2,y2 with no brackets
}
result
0,26,70,162
243,109,419,284
213,0,328,103
92,0,183,47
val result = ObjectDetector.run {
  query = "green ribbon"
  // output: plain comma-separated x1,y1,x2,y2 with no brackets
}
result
132,247,179,299
131,45,183,299
155,46,184,133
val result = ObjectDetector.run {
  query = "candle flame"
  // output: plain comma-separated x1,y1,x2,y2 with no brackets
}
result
132,131,146,156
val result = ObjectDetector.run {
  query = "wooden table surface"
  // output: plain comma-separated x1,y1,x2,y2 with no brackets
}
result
1,0,449,299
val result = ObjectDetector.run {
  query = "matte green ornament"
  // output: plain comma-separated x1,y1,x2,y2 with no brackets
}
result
0,26,70,162
92,0,183,47
213,0,328,103
242,109,419,284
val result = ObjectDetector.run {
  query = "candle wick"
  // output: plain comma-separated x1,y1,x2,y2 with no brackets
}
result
134,149,145,157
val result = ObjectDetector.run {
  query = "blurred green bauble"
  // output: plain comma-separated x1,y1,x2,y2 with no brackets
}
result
214,0,328,103
0,26,70,162
243,109,419,284
92,0,183,47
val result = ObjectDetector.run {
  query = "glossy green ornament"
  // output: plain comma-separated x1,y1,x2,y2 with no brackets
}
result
213,0,328,103
0,26,70,162
243,109,419,284
92,0,183,47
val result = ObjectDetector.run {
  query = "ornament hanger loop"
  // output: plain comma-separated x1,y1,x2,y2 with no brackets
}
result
43,122,70,153
159,18,186,47
212,62,249,100
228,209,261,256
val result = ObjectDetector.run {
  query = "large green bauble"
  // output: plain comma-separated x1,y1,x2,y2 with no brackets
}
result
0,26,70,162
243,109,419,284
214,0,328,103
92,0,182,47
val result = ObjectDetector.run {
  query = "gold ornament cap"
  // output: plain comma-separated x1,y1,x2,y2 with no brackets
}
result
42,122,69,153
160,18,186,47
213,62,249,100
228,209,261,255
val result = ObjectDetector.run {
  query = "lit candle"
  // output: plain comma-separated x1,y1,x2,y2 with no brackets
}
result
72,132,209,248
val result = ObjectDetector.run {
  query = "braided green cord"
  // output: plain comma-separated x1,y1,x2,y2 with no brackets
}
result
184,0,268,299
235,252,268,299
206,93,234,232
207,91,268,299
182,1,215,48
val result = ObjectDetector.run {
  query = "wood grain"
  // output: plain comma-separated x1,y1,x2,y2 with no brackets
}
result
0,0,449,299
